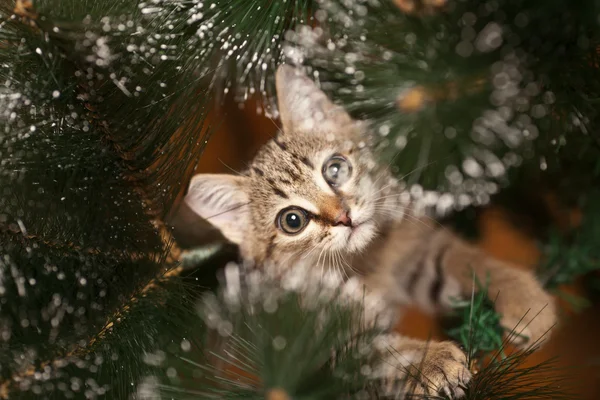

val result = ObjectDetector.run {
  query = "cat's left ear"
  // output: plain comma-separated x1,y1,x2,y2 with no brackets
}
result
275,65,354,134
184,174,249,246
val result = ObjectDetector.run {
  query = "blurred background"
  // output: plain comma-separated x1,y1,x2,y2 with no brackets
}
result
195,94,600,399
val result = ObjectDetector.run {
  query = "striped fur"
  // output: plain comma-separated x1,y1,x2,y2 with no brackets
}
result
185,66,557,398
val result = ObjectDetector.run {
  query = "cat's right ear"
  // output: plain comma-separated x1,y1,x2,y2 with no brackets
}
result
275,65,354,135
184,174,249,246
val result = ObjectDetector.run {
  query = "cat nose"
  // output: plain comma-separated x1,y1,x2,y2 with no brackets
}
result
334,210,352,227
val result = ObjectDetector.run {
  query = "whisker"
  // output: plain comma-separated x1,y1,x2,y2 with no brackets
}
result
368,207,438,233
336,250,349,280
397,158,440,183
218,158,245,176
266,116,284,137
204,202,251,220
316,241,328,280
370,145,406,188
366,182,396,199
370,193,405,202
371,200,447,231
339,250,355,276
302,243,319,261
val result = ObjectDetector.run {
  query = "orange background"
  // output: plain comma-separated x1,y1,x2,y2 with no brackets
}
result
194,96,600,399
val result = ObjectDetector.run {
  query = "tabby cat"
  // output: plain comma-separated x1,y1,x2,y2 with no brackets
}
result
184,65,556,397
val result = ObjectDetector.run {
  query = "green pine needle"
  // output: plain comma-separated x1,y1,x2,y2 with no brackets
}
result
152,269,382,399
539,190,600,291
465,347,571,400
446,276,505,361
286,0,600,210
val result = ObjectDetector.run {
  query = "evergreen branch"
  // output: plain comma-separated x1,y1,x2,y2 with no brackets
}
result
0,206,237,399
465,345,570,399
285,0,600,211
2,0,316,225
0,222,102,256
441,276,571,399
146,266,382,400
0,240,229,399
135,261,573,400
538,190,600,291
0,220,183,268
85,264,184,350
445,275,505,361
0,239,176,395
2,0,213,225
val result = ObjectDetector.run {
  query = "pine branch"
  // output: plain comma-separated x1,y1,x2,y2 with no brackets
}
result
538,190,600,291
14,0,214,217
445,275,505,361
0,240,231,399
145,266,382,400
285,0,600,212
0,222,101,256
129,261,574,400
465,346,571,399
0,233,164,383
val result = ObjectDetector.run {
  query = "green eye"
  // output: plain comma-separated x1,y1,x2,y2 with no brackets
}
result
277,207,310,234
323,155,352,186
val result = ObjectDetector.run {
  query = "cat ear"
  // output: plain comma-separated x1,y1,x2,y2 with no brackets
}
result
275,65,354,134
184,174,249,246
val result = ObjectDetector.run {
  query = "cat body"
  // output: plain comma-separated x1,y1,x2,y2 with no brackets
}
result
184,65,556,397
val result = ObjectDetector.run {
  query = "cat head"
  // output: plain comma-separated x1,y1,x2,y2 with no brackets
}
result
184,65,402,269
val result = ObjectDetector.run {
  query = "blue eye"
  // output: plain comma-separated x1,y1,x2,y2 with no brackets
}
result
323,155,352,186
277,207,309,234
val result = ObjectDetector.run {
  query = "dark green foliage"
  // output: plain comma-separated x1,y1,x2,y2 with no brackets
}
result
144,264,572,400
287,0,600,209
2,275,206,399
444,276,570,400
0,0,216,226
0,241,232,399
446,276,505,361
180,0,314,107
0,228,165,381
539,190,600,290
444,187,600,370
152,273,381,400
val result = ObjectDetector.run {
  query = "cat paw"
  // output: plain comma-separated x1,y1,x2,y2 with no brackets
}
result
500,305,555,349
497,280,557,349
402,341,471,398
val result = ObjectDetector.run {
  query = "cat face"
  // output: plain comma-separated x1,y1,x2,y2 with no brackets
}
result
185,66,402,269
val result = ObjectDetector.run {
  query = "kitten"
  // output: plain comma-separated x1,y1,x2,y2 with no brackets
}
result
183,65,557,397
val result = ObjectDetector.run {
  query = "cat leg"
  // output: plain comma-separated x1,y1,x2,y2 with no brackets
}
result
427,229,557,348
373,333,471,398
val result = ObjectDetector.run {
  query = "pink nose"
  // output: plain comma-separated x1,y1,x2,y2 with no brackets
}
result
334,210,352,227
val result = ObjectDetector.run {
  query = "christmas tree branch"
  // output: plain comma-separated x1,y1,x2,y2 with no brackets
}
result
0,222,101,256
286,0,600,210
0,223,234,399
538,190,600,291
0,243,228,399
133,261,572,400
